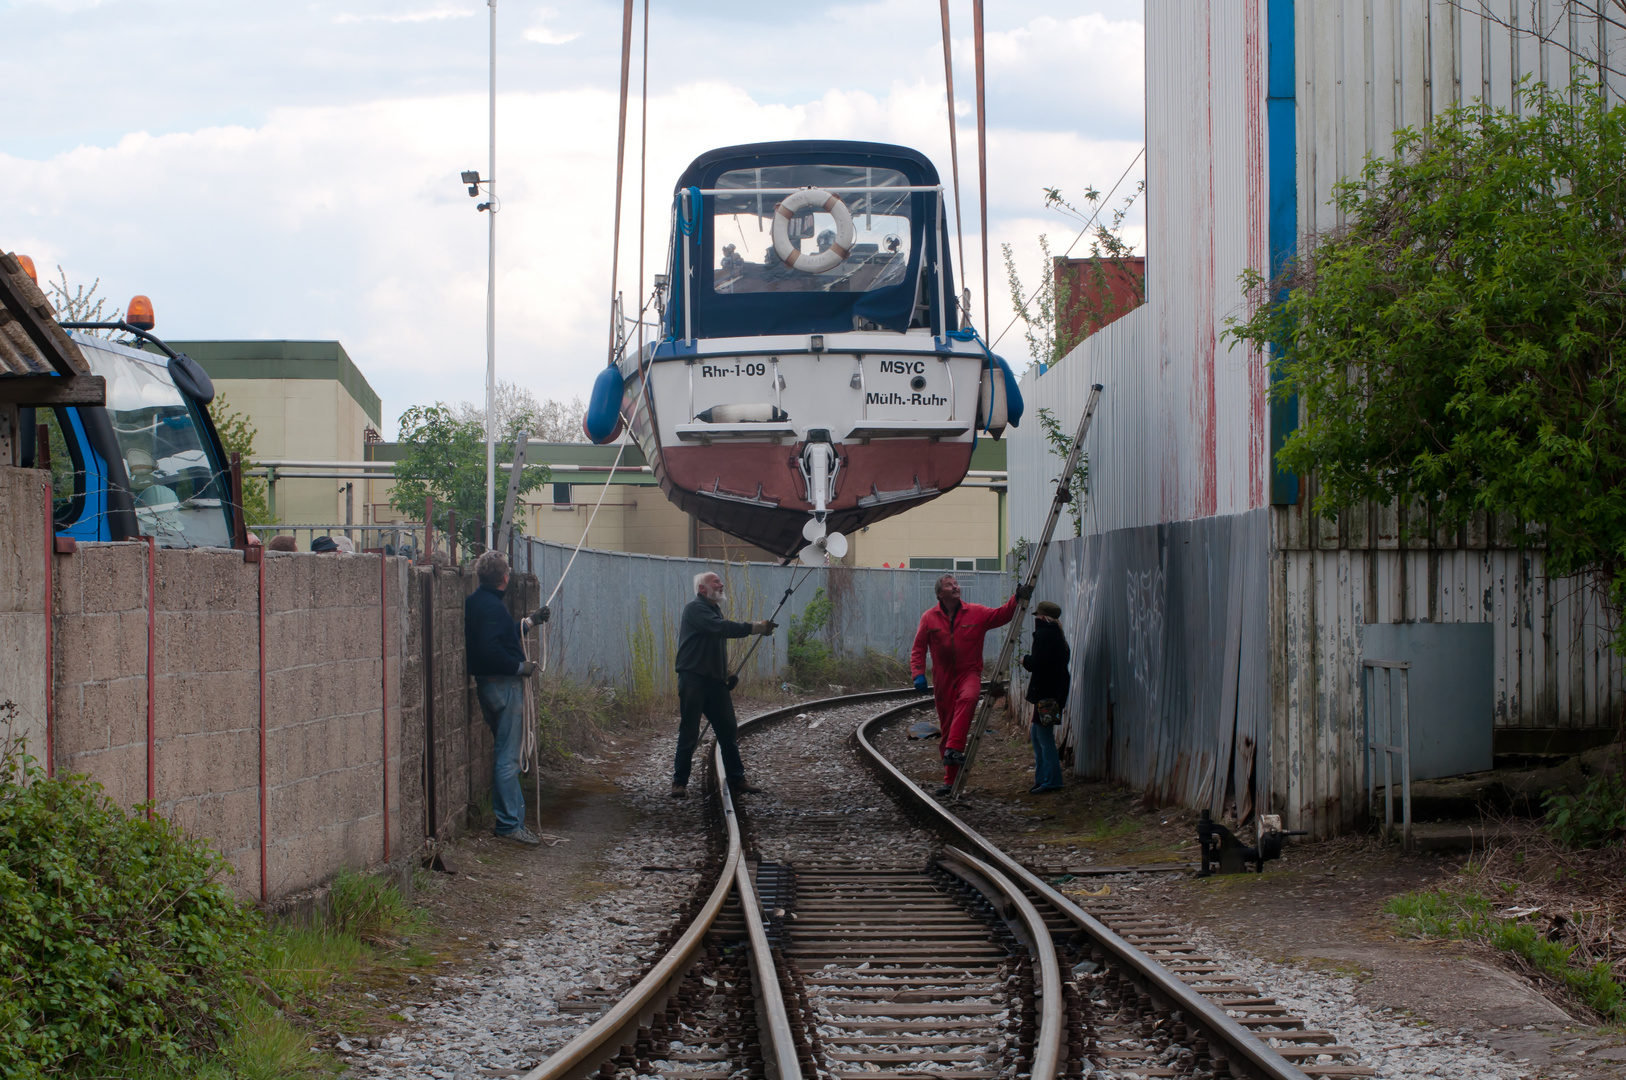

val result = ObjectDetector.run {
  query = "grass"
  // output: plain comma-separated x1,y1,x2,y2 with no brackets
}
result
67,868,426,1079
1386,888,1626,1022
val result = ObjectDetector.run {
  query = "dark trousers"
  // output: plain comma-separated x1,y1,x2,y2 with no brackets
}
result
673,673,746,787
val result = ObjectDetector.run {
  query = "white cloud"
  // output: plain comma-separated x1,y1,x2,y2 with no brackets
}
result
332,5,479,25
1,1,1144,435
522,8,580,46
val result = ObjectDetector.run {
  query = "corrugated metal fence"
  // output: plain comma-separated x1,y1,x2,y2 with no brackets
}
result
512,538,1013,691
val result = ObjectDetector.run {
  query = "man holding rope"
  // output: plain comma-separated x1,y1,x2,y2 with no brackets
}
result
466,551,550,845
670,571,776,800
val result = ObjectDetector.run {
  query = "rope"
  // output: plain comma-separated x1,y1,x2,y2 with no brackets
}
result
605,0,635,367
990,146,1144,349
973,0,990,334
677,187,703,241
938,0,968,312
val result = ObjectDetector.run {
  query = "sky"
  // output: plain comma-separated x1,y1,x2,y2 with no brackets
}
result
0,0,1145,437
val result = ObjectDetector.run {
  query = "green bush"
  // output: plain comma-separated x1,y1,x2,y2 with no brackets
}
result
1542,772,1626,849
0,747,259,1077
786,588,836,685
327,868,416,945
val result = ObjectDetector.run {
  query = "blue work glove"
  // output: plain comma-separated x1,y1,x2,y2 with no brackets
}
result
913,674,928,694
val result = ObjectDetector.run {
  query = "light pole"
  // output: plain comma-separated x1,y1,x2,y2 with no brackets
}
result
462,0,498,551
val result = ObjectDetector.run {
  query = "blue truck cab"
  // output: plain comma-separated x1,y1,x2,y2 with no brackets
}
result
22,328,235,548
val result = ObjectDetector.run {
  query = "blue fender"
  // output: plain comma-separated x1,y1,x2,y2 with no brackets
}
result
996,354,1024,428
584,365,625,445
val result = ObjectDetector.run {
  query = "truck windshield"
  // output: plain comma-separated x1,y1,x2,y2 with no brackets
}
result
89,345,232,549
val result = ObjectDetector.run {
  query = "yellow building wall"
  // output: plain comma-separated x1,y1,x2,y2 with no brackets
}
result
215,377,375,525
847,486,1002,567
368,475,1003,567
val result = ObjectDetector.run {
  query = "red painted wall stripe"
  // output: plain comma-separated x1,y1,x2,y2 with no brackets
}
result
42,479,53,778
143,536,156,816
258,552,268,902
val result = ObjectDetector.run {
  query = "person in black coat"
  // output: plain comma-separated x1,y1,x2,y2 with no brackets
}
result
465,550,549,845
670,570,776,799
1020,600,1071,793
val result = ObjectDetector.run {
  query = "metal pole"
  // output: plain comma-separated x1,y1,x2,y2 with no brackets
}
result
484,0,498,550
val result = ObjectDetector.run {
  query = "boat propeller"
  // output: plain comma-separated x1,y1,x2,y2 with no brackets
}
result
798,527,848,566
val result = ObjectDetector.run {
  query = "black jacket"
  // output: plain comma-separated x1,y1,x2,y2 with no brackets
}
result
675,595,753,682
1022,619,1071,706
465,584,526,677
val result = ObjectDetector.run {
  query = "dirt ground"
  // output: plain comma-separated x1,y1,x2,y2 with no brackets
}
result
877,704,1626,1079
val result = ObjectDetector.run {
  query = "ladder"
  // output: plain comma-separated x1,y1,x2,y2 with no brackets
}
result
951,382,1103,799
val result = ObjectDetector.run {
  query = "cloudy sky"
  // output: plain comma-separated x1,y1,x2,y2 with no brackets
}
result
1,0,1144,436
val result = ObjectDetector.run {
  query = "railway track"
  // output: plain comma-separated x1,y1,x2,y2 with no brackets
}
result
523,691,1378,1080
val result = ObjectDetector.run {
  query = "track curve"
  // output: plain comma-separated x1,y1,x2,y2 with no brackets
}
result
528,690,1348,1080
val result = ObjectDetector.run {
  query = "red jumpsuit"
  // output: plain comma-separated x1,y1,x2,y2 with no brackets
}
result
910,595,1020,784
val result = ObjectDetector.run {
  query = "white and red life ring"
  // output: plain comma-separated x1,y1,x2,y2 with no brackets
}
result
771,188,856,274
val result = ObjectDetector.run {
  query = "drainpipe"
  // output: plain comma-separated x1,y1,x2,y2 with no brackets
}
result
380,551,391,864
143,535,156,816
258,552,268,902
42,470,53,777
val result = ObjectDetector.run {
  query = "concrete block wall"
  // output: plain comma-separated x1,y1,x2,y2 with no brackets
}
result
0,467,49,764
47,540,416,899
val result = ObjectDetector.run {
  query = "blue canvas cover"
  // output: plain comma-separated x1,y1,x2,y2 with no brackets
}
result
665,140,957,339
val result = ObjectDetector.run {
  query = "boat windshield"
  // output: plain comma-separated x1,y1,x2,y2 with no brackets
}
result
89,346,233,549
711,165,913,295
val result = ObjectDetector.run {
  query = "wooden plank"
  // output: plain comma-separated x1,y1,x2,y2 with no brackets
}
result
0,374,106,405
0,253,89,375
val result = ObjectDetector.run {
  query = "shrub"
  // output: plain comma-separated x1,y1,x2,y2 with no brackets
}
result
1542,772,1626,849
786,588,836,685
0,746,259,1077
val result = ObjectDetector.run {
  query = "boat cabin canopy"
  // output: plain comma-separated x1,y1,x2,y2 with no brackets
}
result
665,140,959,340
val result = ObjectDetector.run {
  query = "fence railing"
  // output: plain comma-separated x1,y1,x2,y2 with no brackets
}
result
250,523,428,557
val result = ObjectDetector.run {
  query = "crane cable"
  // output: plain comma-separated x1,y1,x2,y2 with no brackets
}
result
604,0,636,367
938,0,968,314
973,0,991,334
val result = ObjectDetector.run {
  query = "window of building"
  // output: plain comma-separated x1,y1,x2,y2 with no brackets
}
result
552,482,572,505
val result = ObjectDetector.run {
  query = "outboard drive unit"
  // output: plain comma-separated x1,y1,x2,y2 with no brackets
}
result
1196,810,1308,877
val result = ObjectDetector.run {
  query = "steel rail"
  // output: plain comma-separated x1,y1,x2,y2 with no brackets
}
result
853,700,1309,1080
936,845,1063,1080
524,687,917,1080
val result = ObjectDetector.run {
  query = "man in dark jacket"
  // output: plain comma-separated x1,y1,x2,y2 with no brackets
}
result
671,570,776,799
465,550,550,844
1020,600,1070,793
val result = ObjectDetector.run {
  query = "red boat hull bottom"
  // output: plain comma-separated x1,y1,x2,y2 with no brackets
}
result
657,439,976,559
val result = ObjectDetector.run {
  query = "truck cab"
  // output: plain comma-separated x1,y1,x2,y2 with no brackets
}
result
23,329,235,548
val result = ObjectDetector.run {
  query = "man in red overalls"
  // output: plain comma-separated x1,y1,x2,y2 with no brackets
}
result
910,574,1033,795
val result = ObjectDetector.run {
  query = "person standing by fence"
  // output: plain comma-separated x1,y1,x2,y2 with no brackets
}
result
910,573,1033,796
670,571,776,799
1021,600,1070,793
465,551,551,845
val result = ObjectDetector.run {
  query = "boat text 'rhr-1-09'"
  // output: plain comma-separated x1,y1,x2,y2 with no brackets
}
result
583,140,1022,565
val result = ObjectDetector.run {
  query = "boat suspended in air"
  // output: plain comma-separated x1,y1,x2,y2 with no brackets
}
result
584,139,1022,564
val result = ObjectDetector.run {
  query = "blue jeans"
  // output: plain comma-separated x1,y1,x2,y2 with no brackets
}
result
476,676,527,835
1030,721,1064,790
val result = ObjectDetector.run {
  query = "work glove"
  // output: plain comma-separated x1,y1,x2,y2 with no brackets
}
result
913,674,928,694
725,674,739,692
1015,583,1035,601
751,619,778,636
518,660,538,677
531,605,551,625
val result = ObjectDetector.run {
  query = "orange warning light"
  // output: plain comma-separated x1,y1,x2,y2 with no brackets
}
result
127,295,155,331
16,255,37,284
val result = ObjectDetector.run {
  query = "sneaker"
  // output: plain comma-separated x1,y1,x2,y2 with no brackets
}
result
669,784,688,799
734,781,764,795
943,749,967,766
934,784,953,797
495,826,542,847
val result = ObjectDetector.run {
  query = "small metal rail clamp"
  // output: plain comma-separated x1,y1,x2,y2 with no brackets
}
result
1362,658,1412,850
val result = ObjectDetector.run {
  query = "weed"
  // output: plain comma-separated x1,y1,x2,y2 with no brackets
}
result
1386,888,1626,1021
328,868,418,945
1542,772,1626,849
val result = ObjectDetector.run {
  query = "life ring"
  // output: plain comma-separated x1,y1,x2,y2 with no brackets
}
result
771,188,855,274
